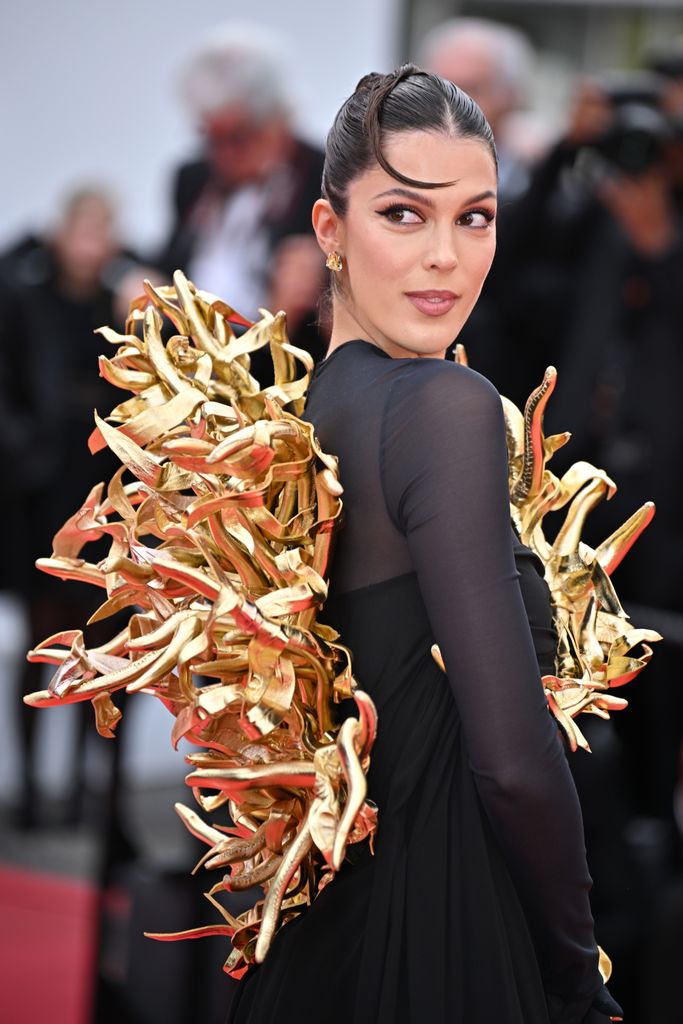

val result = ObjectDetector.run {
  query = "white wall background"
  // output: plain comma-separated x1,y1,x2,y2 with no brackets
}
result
0,0,403,801
0,0,404,252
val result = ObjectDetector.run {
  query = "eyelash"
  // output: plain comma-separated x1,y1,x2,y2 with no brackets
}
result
377,203,495,227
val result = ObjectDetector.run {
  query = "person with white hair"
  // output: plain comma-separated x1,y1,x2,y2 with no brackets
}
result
420,18,536,199
157,23,327,370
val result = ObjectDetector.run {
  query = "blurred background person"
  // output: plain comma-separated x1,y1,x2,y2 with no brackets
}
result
1,186,126,831
157,23,328,377
419,17,538,202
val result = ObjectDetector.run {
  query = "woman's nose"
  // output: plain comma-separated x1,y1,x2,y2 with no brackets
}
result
423,227,458,272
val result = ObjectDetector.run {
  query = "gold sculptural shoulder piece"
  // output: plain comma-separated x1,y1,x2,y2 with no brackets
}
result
452,348,660,754
25,272,377,976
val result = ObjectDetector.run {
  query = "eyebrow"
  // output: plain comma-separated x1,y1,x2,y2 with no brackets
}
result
372,186,497,207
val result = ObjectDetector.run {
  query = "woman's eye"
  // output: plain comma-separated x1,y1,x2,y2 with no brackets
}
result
378,205,423,225
459,209,495,228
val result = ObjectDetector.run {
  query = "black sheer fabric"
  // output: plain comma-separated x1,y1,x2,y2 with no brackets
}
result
229,340,604,1024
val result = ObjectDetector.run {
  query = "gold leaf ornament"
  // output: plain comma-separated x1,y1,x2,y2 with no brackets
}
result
25,272,377,976
441,351,660,754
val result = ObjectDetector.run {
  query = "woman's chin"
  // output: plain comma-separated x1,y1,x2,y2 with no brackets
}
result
397,325,464,359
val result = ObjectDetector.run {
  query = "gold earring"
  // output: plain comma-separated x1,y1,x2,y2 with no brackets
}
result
325,251,343,272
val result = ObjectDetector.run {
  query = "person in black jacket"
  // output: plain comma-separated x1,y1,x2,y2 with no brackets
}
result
2,188,124,828
157,24,327,379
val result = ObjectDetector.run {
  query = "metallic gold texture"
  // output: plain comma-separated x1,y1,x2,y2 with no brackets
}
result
444,352,660,755
25,272,377,975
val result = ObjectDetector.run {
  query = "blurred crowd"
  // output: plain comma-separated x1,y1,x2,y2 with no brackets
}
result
1,16,682,1023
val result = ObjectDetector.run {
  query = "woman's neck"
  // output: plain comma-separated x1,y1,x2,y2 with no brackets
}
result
327,295,446,361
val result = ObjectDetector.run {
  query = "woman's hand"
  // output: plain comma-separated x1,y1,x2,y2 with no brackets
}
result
584,984,624,1022
548,982,623,1023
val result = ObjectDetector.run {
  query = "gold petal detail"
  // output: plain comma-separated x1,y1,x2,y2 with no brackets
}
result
25,271,377,976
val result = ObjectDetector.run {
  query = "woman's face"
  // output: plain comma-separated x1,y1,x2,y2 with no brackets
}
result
318,130,498,359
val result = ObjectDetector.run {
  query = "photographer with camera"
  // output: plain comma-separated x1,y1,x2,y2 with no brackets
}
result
570,71,679,254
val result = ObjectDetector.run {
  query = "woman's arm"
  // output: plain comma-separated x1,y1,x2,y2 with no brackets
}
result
381,359,603,1023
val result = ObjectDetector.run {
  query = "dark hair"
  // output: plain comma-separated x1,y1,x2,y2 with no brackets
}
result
322,64,498,215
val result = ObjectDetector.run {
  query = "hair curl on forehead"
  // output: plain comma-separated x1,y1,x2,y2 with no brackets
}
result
321,63,498,215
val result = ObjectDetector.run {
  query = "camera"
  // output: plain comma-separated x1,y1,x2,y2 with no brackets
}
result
577,71,673,179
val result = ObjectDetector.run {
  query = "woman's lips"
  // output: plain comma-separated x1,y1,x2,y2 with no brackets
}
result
405,290,459,317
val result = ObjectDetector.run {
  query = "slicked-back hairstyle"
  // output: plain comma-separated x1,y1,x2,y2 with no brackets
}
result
322,64,497,216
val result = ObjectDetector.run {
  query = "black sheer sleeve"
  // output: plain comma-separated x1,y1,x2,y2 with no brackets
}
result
380,359,602,1023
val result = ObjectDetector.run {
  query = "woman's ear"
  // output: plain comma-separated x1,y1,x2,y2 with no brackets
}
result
312,198,342,258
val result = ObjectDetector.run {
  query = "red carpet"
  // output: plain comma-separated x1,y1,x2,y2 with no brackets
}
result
0,864,97,1024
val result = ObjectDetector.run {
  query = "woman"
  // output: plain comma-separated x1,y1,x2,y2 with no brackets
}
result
229,66,622,1024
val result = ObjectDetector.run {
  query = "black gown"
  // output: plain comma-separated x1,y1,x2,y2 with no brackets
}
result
229,340,604,1024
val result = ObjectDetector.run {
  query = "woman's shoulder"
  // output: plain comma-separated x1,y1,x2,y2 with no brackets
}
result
310,341,503,426
389,355,502,417
379,356,507,476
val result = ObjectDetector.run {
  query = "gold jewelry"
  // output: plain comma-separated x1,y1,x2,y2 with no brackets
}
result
325,251,343,272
